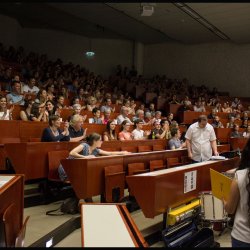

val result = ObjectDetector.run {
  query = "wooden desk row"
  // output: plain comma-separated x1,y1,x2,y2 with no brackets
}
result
61,144,230,201
3,140,230,181
214,127,246,144
0,120,157,143
1,140,168,180
126,157,240,218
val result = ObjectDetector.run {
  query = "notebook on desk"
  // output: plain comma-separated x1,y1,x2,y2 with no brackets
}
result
210,168,233,201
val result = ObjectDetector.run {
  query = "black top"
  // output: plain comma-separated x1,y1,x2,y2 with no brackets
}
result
41,127,70,142
68,125,84,138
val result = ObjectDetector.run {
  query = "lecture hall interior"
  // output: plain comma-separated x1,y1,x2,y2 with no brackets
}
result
1,2,250,248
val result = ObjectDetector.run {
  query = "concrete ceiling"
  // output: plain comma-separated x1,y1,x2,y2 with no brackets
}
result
0,3,250,44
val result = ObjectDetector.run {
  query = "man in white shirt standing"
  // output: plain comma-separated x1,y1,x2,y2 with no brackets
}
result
131,119,151,140
185,115,219,162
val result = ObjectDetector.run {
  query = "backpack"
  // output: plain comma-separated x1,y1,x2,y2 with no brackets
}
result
46,197,79,216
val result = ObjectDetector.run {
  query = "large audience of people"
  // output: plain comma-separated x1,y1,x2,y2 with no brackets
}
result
0,42,250,147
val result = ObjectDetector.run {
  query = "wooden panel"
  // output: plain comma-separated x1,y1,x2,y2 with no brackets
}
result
0,175,24,247
62,156,124,199
229,137,248,151
4,142,79,181
0,121,20,139
178,111,210,124
126,157,239,218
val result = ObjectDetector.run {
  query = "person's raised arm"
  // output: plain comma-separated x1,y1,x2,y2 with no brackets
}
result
98,149,131,156
69,144,91,158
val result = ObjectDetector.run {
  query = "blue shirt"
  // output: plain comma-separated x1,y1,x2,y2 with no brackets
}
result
6,92,25,105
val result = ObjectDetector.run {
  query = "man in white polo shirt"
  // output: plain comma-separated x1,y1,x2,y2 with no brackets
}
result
185,115,219,162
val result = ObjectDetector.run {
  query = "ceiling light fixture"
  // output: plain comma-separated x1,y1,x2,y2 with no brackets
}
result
173,2,230,40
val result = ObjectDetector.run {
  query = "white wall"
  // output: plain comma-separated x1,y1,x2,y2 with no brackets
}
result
19,28,134,77
144,42,250,97
0,14,133,77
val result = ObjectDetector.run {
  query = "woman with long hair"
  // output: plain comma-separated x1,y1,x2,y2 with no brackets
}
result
103,120,117,141
0,96,14,120
223,138,250,247
118,120,133,140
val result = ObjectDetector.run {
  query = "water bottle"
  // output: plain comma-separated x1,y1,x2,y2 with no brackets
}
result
152,131,155,140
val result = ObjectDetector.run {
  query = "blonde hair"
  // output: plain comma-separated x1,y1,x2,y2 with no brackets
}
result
70,114,83,126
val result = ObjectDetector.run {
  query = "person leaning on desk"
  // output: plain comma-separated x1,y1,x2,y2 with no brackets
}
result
69,132,130,158
58,133,131,202
185,114,219,163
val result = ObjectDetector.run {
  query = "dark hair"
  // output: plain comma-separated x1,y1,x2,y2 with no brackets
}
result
121,120,130,131
92,107,100,115
106,120,117,138
24,99,33,109
170,127,179,137
30,102,40,118
86,133,101,146
49,115,60,126
160,119,169,127
46,100,56,115
134,119,143,128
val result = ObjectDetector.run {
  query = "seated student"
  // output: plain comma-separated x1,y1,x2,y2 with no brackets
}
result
103,120,118,141
226,116,235,128
116,106,133,125
41,115,70,142
168,128,186,150
29,102,47,122
243,125,250,138
100,98,115,113
102,108,112,125
89,107,103,124
0,96,14,120
20,99,34,121
222,102,232,113
241,119,249,129
211,115,224,128
118,120,133,140
149,120,162,139
193,101,206,112
69,133,130,158
230,124,243,138
6,81,25,105
167,112,174,125
158,119,171,139
67,103,87,122
58,133,130,190
56,95,66,109
131,119,151,140
68,114,87,142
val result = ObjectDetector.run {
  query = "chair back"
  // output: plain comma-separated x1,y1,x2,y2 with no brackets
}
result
48,150,69,181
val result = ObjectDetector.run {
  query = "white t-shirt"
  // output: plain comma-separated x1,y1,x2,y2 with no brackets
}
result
243,132,250,138
185,122,216,162
231,169,250,243
0,110,11,120
23,85,40,94
131,129,144,140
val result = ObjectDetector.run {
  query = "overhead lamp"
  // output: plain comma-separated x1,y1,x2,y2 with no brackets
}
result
85,39,95,59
